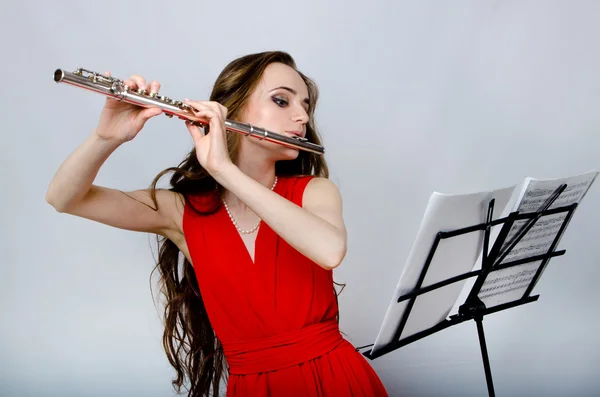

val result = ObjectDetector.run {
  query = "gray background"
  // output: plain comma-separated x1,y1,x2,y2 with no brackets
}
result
1,0,599,396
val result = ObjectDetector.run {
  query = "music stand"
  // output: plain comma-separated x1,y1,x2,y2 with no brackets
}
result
361,184,578,397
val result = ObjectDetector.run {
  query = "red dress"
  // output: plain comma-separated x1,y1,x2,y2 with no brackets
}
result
183,175,388,397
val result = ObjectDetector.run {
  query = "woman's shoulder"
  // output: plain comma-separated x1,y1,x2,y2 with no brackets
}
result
278,174,317,192
279,174,337,206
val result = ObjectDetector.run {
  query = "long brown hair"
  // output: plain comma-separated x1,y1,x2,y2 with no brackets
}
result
146,51,342,397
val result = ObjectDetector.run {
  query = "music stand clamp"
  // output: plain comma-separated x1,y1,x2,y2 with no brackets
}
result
361,184,577,397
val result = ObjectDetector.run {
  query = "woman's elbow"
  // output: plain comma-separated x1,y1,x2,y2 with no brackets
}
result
323,236,347,270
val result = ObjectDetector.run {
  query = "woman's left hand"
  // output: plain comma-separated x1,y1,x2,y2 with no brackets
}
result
183,99,234,178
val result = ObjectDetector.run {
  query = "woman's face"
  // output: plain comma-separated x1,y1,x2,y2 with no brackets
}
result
240,62,311,158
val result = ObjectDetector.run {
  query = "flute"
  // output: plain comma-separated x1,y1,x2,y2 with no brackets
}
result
53,67,325,155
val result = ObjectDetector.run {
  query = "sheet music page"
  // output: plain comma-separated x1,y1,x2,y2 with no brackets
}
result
371,185,514,355
477,170,598,309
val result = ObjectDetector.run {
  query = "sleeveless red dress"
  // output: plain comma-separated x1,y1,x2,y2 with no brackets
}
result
183,175,388,397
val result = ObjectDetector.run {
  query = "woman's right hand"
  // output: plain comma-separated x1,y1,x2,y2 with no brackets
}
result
95,72,164,144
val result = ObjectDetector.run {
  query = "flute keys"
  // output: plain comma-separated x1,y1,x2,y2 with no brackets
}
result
180,103,196,111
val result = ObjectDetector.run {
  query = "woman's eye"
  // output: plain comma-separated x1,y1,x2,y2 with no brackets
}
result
272,97,288,107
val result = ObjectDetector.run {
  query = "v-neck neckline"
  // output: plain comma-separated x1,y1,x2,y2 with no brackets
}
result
220,176,283,266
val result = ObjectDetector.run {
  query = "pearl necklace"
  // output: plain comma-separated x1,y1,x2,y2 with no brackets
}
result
222,176,278,234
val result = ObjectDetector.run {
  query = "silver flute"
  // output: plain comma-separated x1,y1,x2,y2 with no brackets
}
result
53,68,325,155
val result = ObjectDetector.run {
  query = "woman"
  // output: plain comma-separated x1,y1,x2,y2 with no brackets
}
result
46,51,388,397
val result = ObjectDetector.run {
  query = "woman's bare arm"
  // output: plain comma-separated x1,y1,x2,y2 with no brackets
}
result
217,165,347,271
46,131,183,238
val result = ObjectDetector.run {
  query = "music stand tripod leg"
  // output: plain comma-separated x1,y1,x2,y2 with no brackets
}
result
475,314,495,397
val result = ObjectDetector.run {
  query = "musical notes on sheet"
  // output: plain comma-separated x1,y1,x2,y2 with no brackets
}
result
498,171,596,264
478,263,540,307
477,170,598,308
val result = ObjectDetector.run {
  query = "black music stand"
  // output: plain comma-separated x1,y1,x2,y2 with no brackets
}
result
360,184,578,397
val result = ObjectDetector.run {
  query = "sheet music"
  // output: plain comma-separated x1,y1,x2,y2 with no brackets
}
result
499,171,598,263
477,170,598,308
371,186,514,355
477,261,542,308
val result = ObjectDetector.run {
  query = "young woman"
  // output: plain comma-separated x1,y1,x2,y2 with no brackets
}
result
46,51,388,397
